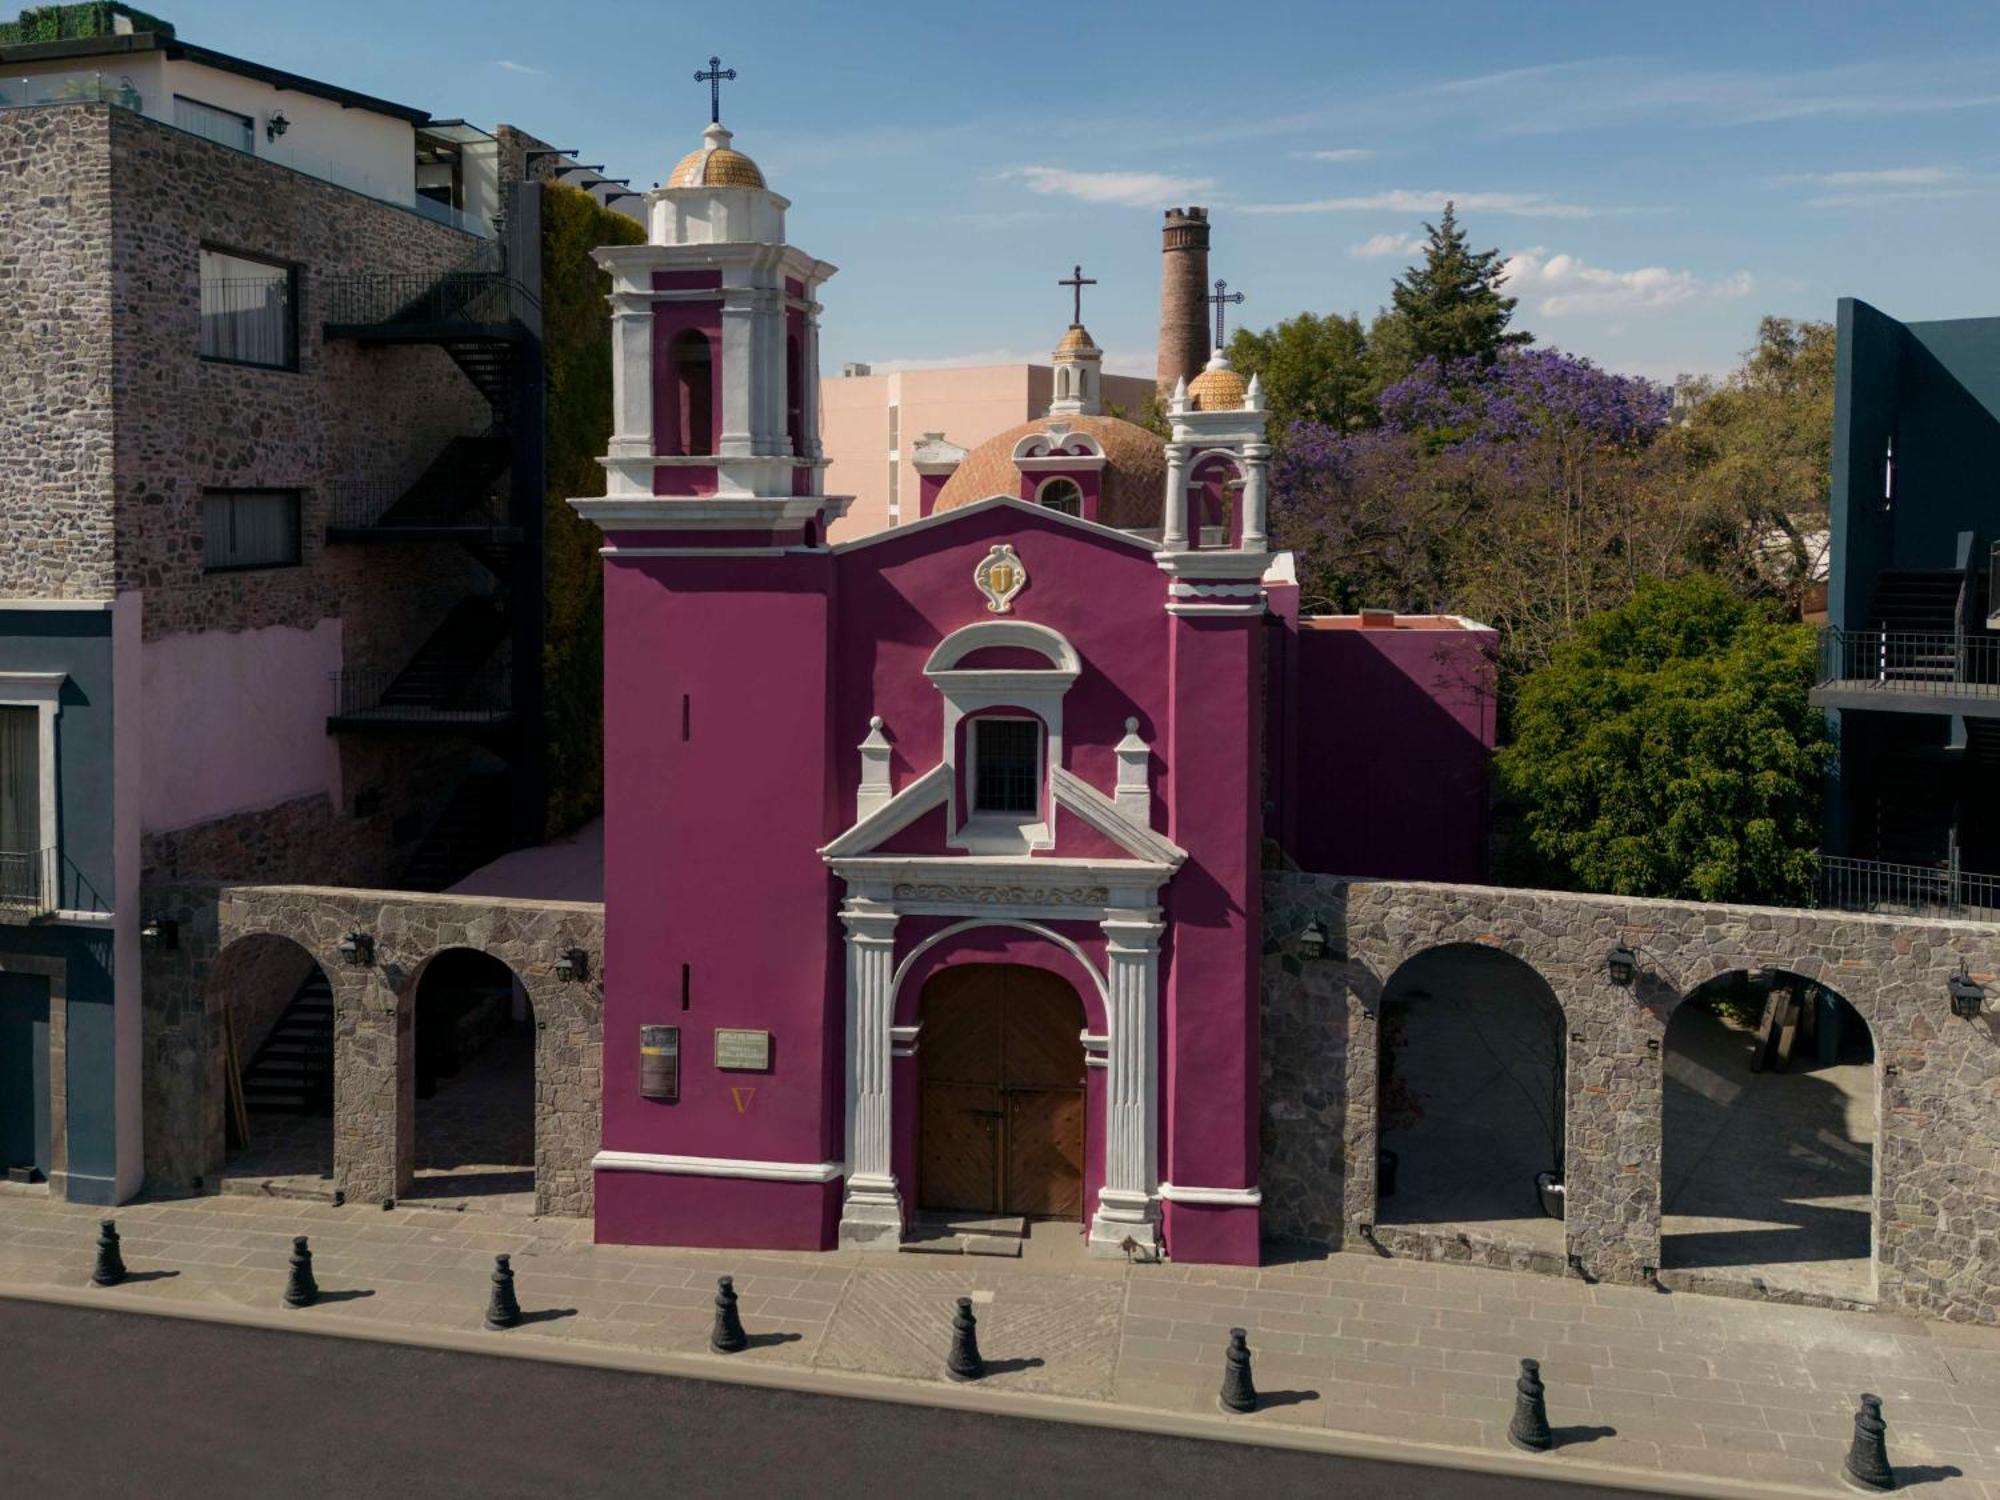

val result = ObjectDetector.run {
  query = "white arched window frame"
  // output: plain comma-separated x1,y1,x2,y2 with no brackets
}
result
1035,475,1083,516
923,621,1080,855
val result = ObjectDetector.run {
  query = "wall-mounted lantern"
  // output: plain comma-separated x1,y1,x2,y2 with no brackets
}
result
140,917,178,952
1605,944,1638,987
554,947,590,984
338,931,374,967
266,110,289,143
1949,965,1985,1020
1297,919,1329,962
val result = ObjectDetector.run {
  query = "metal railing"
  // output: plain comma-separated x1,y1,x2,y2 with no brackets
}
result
0,847,57,918
199,276,295,367
321,270,533,330
1817,855,2000,922
1989,541,2000,623
328,670,510,724
1815,627,2000,697
323,481,504,532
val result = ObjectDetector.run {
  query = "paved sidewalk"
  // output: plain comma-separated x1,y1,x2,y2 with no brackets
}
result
4,1191,2000,1496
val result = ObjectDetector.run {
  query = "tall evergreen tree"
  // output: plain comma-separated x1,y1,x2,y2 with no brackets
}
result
1389,203,1532,366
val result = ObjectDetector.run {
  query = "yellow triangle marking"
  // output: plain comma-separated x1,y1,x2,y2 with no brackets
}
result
731,1087,755,1114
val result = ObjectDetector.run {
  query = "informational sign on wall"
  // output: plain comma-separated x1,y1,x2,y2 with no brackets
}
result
714,1028,771,1071
639,1025,680,1100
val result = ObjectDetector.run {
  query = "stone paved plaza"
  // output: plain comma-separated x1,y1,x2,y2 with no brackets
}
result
4,1192,2000,1495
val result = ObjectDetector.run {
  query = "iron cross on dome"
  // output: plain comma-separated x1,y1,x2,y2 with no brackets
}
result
694,55,737,124
1059,264,1096,326
1209,279,1245,347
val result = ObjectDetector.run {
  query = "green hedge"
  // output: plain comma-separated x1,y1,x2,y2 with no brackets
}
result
0,3,173,44
541,183,644,835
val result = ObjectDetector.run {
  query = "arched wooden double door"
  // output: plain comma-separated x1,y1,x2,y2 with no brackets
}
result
918,965,1086,1220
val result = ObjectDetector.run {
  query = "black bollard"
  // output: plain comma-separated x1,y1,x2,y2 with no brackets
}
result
1842,1393,1895,1492
484,1254,522,1331
1507,1357,1554,1452
90,1220,126,1288
709,1275,748,1354
945,1297,985,1382
282,1235,319,1309
1219,1327,1259,1414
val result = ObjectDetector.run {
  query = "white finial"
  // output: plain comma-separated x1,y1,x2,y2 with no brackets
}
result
702,121,732,152
1204,345,1232,372
1115,718,1152,823
857,717,893,819
1246,372,1264,411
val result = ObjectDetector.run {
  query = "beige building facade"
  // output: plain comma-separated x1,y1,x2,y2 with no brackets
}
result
820,363,1154,541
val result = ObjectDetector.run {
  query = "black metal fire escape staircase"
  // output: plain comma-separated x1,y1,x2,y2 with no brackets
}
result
319,205,548,891
1861,565,1970,869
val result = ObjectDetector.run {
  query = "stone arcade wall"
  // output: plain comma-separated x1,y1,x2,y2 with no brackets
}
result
1261,874,2000,1326
142,883,602,1217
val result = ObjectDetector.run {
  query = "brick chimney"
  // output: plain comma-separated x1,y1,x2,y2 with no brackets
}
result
1156,206,1210,400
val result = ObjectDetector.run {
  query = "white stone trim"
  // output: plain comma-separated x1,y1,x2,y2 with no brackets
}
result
924,620,1080,677
1165,601,1266,617
856,718,894,821
839,898,903,1249
1081,1032,1110,1069
888,916,1111,1009
573,495,845,532
822,763,951,859
0,671,65,858
1051,768,1186,867
1167,581,1264,599
831,494,1158,556
1157,1182,1263,1207
592,1149,843,1182
924,622,1080,857
0,599,114,612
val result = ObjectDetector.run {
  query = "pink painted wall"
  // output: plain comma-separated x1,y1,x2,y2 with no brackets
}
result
140,620,343,834
597,548,841,1248
1159,610,1263,1264
1284,619,1498,882
651,271,721,495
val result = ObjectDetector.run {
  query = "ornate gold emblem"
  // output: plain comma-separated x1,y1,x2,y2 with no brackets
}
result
974,543,1027,614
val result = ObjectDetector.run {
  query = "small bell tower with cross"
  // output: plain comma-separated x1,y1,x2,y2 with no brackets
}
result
1047,263,1104,418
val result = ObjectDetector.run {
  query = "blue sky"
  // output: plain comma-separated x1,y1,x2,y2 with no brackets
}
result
165,0,2000,382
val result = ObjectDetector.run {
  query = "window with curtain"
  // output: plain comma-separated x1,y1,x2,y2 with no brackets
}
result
199,247,296,369
0,706,37,873
173,95,254,153
203,490,302,571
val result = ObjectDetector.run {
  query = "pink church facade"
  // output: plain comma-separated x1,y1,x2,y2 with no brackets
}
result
572,118,1494,1265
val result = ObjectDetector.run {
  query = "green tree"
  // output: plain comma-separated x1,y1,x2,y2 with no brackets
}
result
1496,574,1829,904
1226,310,1373,431
1389,203,1532,367
1664,317,1836,617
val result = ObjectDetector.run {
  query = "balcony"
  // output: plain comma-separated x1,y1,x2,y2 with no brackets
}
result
1989,541,2000,630
1818,855,2000,924
327,668,513,732
1811,627,2000,718
0,847,57,921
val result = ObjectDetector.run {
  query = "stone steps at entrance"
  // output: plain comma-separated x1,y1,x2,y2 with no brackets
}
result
899,1212,1028,1257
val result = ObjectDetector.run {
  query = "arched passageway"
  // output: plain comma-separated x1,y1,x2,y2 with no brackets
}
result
1376,944,1566,1255
917,964,1086,1224
1662,970,1876,1299
213,934,335,1199
408,948,536,1211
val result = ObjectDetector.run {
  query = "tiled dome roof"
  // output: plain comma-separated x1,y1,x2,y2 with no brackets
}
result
933,414,1167,531
1055,323,1097,354
1187,355,1247,411
667,124,766,189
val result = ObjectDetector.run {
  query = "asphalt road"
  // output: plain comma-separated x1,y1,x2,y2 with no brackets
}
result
0,1297,1667,1499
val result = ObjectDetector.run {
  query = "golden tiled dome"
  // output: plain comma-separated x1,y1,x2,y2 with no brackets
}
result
1055,323,1098,355
933,414,1168,531
667,124,766,189
1187,362,1247,411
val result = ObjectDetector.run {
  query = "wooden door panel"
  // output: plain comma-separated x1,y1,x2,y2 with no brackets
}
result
1005,1088,1085,1219
1002,972,1088,1088
921,968,1004,1086
919,1082,1001,1214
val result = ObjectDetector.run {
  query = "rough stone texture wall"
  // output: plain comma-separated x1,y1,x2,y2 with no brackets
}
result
212,933,320,1066
0,105,116,597
142,882,603,1218
1261,874,2000,1325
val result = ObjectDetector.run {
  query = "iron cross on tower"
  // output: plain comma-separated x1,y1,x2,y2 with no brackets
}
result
1209,279,1245,348
1059,264,1096,326
694,55,737,124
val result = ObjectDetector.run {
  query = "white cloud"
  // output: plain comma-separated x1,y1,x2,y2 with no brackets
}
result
1350,232,1426,259
1784,165,1957,187
493,59,544,75
1243,189,1597,219
836,347,1153,377
1499,249,1752,317
1290,148,1376,162
1004,165,1216,208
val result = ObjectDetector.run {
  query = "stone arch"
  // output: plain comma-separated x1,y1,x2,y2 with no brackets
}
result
891,919,1109,1035
206,931,339,1198
402,945,538,1209
1658,965,1880,1302
1369,941,1570,1269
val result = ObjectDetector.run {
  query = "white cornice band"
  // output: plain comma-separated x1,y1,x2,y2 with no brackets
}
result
1157,1182,1263,1206
592,1150,844,1183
